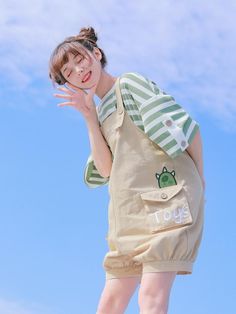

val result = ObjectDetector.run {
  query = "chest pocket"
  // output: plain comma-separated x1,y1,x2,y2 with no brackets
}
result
140,184,193,233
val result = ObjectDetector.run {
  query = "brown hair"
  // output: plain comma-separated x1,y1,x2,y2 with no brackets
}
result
48,26,107,85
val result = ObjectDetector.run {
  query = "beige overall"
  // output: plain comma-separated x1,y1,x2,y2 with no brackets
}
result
100,77,205,281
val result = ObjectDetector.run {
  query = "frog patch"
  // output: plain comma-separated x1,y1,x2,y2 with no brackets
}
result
155,166,177,188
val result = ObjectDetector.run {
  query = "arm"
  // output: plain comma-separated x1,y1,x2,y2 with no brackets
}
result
186,128,205,191
53,82,112,182
85,119,113,178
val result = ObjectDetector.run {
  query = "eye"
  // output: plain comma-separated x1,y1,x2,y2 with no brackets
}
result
76,56,83,63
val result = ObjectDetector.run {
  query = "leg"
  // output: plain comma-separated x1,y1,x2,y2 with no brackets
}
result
96,276,141,314
138,272,177,314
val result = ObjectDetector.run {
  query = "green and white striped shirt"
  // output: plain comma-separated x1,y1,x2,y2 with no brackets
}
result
84,72,199,188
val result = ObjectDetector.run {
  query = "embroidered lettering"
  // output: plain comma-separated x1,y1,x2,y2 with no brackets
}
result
151,205,190,225
163,209,172,221
154,211,160,224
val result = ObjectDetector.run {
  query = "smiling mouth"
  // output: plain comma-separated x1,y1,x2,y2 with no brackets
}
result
82,71,92,83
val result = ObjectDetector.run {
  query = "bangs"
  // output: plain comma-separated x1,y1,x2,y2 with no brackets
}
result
49,42,92,85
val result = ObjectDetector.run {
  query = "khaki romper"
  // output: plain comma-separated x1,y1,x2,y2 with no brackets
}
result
99,77,205,281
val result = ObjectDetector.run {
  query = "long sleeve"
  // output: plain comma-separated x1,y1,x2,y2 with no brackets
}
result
84,153,109,188
122,72,200,158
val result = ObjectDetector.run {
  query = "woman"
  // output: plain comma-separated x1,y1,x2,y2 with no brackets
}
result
49,26,205,314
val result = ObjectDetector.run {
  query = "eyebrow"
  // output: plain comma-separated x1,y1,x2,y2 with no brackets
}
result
62,53,81,74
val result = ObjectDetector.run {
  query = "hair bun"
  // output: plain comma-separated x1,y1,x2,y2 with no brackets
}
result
76,26,98,44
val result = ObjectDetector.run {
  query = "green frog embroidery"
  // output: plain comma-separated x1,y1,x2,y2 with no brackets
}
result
155,166,177,188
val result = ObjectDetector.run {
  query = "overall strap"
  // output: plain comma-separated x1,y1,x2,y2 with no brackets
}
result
114,77,125,129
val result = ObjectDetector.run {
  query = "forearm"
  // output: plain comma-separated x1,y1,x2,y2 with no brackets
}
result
85,119,112,178
186,129,204,179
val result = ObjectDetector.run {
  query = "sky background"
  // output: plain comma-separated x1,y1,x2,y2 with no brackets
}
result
0,0,236,313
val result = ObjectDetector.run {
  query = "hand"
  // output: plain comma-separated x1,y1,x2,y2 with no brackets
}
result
53,82,98,123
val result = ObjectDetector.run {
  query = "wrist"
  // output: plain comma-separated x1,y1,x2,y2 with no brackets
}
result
85,118,100,130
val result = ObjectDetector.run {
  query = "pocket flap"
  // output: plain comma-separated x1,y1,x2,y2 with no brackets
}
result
140,184,184,202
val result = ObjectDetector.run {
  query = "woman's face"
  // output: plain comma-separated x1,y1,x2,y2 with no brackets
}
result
60,47,102,90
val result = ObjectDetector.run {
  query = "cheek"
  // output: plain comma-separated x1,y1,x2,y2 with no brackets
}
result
93,62,102,75
67,77,81,87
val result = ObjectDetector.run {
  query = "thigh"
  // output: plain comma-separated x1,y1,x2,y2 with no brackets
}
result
139,272,177,297
97,277,140,310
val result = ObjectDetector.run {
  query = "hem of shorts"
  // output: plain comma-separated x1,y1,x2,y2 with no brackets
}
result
142,260,193,275
105,264,143,280
105,260,193,280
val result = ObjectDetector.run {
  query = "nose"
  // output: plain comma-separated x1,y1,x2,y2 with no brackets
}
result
74,66,83,75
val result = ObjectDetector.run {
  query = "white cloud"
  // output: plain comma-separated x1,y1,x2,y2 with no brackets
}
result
1,0,236,130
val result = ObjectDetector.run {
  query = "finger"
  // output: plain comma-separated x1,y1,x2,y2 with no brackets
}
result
57,86,74,95
65,82,85,94
57,101,75,107
53,93,72,100
65,82,78,89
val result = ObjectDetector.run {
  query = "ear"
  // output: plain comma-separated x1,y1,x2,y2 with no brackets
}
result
93,47,102,61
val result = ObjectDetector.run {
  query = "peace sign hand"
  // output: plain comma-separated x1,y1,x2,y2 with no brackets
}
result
53,82,98,123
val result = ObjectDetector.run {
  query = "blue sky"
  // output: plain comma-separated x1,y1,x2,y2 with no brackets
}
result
0,0,235,313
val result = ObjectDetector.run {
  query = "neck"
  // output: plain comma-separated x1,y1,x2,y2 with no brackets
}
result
95,70,118,100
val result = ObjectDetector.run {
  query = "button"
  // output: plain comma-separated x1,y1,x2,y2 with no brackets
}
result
165,119,172,127
181,140,187,147
161,193,168,199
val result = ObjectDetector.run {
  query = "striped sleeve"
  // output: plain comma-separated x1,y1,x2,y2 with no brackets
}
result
122,72,200,158
84,153,109,188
